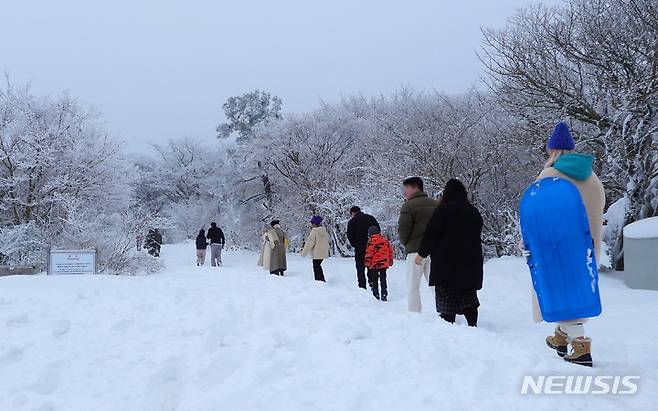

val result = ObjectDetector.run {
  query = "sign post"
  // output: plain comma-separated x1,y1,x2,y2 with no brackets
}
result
47,249,97,275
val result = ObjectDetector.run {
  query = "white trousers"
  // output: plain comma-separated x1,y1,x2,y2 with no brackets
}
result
406,253,431,313
558,322,586,340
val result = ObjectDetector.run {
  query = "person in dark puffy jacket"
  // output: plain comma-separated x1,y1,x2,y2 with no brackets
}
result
417,179,483,327
145,229,162,257
364,226,394,301
206,222,225,267
195,229,208,266
347,206,380,289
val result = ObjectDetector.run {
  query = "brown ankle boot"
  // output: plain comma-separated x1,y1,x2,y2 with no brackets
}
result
546,327,568,357
564,337,593,367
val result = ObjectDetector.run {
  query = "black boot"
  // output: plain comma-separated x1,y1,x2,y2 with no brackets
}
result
381,290,388,302
440,313,456,323
564,338,593,367
370,282,380,300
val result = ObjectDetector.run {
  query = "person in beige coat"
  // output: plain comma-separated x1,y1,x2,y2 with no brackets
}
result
300,215,330,282
269,220,288,276
257,220,288,275
257,230,273,271
536,122,605,367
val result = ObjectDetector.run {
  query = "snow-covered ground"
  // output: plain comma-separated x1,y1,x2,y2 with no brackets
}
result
1,243,656,411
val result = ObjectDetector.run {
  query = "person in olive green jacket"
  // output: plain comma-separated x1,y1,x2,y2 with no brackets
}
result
398,177,439,312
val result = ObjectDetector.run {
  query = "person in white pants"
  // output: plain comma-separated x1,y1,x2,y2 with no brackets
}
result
397,177,439,313
406,253,431,312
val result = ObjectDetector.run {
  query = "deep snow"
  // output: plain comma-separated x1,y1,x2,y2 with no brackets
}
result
1,243,656,411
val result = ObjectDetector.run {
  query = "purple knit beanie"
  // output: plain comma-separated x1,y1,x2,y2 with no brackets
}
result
310,215,323,225
547,121,575,150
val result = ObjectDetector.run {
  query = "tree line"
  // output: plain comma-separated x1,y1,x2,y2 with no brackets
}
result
1,0,655,272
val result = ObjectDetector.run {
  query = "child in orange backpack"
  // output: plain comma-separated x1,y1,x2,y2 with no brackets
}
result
364,225,394,301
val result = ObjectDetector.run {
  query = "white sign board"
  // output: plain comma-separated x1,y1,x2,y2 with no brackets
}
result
48,250,97,275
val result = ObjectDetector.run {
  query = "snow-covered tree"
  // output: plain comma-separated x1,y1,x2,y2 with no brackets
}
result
341,89,538,256
480,0,658,267
216,90,282,142
0,81,162,273
132,137,231,243
216,90,284,231
224,89,536,257
0,83,121,227
252,105,371,254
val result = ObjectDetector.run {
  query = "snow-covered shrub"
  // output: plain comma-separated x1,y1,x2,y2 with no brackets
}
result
0,222,46,267
54,200,167,274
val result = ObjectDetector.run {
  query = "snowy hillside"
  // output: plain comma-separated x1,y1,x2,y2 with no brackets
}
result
1,243,656,411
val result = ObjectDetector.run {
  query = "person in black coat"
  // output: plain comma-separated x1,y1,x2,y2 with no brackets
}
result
417,179,484,326
145,229,161,257
206,223,225,245
347,206,380,289
195,229,209,266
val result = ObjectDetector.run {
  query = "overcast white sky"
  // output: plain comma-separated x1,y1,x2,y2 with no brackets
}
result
1,0,547,151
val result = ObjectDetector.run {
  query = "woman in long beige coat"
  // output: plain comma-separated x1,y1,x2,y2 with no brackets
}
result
537,122,605,367
257,230,273,271
300,215,330,282
262,220,288,276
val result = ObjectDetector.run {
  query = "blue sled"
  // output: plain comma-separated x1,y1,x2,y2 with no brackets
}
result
520,177,602,322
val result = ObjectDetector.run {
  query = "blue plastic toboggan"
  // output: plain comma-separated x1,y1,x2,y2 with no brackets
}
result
520,177,602,322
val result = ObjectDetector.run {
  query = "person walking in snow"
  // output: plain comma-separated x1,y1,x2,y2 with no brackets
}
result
364,225,394,301
300,215,330,282
195,229,209,266
265,220,288,276
136,234,144,252
347,206,380,289
153,229,163,257
398,177,439,312
417,179,483,327
537,122,605,367
145,229,162,257
144,230,156,256
257,228,273,272
206,222,225,267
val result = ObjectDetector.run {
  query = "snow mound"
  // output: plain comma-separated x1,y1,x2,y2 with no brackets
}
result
623,216,658,239
604,197,627,232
